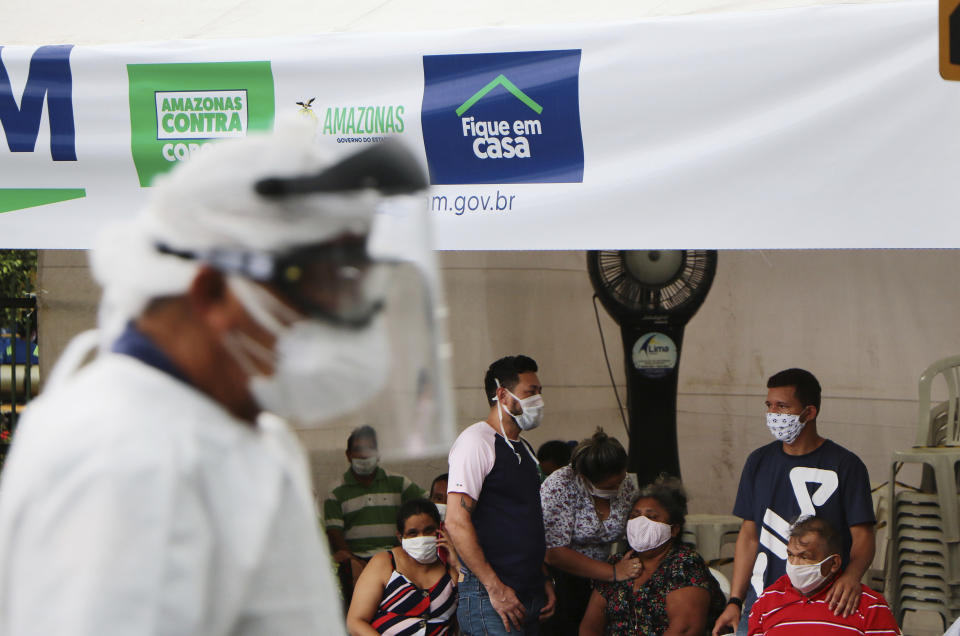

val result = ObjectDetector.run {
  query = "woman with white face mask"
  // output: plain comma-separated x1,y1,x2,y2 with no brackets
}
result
540,429,640,636
347,500,460,636
579,477,726,636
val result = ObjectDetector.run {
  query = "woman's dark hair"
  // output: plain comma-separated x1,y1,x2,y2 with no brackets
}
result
635,475,688,531
570,428,628,484
396,498,441,533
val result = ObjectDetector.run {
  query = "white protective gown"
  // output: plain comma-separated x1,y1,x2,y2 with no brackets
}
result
0,351,344,636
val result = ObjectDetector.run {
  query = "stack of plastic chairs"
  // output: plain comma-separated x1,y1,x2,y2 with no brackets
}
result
890,490,960,625
885,355,960,629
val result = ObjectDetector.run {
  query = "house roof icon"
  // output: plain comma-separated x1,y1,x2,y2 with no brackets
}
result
455,74,543,117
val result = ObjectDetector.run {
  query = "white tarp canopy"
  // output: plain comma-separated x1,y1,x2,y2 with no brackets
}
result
1,1,907,44
0,0,951,249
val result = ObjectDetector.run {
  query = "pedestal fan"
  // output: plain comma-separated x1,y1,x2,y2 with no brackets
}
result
587,250,717,485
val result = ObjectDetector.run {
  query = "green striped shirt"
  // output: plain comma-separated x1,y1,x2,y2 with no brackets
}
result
322,467,426,557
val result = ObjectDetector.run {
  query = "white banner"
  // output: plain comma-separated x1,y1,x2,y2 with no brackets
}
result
0,1,955,249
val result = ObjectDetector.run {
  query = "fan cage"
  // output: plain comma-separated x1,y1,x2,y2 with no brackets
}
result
594,250,713,313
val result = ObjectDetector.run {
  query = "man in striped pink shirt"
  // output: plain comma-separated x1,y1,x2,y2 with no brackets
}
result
748,516,900,636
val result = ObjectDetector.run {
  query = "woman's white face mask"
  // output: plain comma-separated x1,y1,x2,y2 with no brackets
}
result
223,276,389,425
626,515,673,553
585,478,620,500
401,535,438,564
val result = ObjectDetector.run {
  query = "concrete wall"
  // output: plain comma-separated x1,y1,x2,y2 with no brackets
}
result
36,248,956,516
298,250,960,519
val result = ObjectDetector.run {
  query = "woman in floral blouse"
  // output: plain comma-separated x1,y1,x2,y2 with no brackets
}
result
579,477,725,636
540,429,640,636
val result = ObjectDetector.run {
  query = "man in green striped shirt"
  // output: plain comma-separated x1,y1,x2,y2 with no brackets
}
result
323,426,426,582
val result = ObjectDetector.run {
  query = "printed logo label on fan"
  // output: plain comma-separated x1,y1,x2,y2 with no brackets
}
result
631,332,677,378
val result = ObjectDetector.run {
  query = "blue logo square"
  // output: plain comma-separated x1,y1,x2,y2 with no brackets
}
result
421,50,584,185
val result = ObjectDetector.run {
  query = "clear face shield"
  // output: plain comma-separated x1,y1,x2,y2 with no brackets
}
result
270,194,455,462
156,140,455,462
320,194,455,461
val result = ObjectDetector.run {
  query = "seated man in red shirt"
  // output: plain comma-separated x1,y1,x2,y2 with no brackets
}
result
748,515,900,635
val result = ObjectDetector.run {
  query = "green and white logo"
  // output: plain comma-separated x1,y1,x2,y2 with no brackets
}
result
128,61,275,187
155,91,248,139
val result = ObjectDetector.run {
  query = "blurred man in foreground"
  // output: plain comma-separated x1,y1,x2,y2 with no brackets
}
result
0,128,427,635
748,516,899,635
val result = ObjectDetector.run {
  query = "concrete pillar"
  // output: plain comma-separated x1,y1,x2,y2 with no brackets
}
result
36,250,98,388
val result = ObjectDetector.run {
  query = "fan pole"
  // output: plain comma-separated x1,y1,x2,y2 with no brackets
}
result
621,323,685,486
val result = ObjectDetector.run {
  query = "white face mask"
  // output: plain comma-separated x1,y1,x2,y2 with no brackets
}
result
351,455,379,477
766,412,805,444
494,379,544,432
434,503,447,522
586,478,619,500
786,555,837,595
223,276,389,425
626,515,673,553
402,535,439,564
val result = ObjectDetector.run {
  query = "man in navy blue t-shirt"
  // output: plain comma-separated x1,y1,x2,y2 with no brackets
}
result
712,369,875,636
446,355,557,635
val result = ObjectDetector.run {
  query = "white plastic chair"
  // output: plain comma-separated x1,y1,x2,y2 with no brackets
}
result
916,355,960,447
709,567,730,601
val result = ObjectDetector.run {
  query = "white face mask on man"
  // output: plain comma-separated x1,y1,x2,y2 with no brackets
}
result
350,455,379,476
766,412,805,444
223,276,389,425
494,378,544,432
785,554,838,595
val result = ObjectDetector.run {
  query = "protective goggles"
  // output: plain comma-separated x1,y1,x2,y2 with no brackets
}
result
156,237,388,328
154,140,427,328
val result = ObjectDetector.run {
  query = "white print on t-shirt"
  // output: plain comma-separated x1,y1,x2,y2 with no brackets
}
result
751,552,768,597
754,467,840,595
759,509,789,559
789,467,839,516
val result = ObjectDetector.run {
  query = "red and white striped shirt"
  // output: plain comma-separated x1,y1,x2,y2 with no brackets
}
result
748,574,901,636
